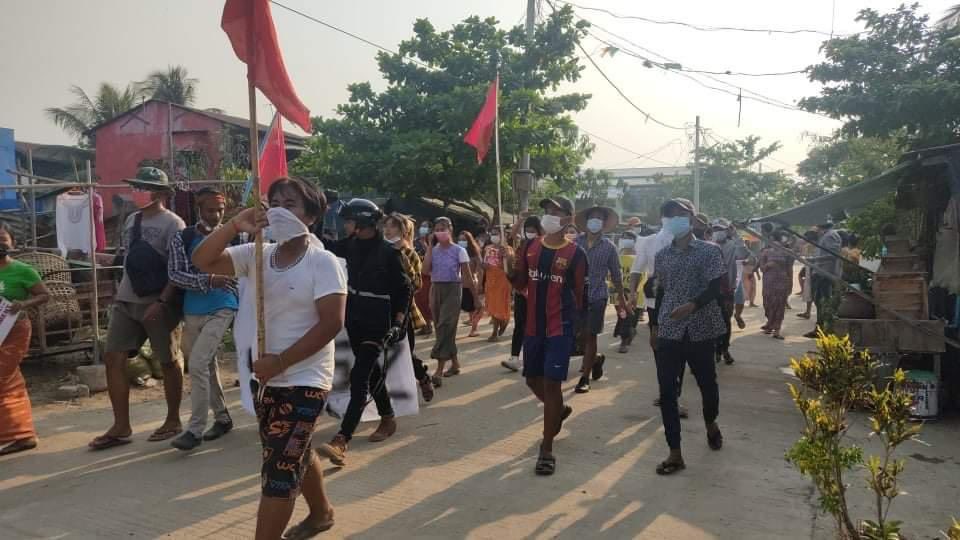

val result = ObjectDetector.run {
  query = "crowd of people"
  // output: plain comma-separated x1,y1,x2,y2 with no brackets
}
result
0,167,850,538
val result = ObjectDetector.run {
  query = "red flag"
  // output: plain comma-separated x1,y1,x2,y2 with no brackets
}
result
259,112,288,194
221,0,311,132
464,76,499,164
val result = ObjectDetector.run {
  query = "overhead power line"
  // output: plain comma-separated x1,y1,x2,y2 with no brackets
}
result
580,128,680,167
555,0,845,37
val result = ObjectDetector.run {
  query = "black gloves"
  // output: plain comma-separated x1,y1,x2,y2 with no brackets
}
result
385,325,405,346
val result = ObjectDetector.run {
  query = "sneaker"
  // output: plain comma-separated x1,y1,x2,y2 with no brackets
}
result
202,419,233,441
419,377,435,402
618,342,629,354
316,434,348,466
171,431,202,451
723,351,735,365
574,377,590,394
501,356,521,372
591,354,605,381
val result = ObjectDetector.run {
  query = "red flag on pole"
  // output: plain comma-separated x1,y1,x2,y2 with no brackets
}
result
221,0,312,132
259,112,288,194
464,76,499,164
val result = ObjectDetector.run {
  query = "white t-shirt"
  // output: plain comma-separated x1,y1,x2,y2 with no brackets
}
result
228,242,347,390
630,229,674,301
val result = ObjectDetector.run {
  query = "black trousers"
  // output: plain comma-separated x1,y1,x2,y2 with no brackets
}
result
717,298,734,354
339,332,394,441
511,293,527,357
656,335,719,449
812,274,834,327
407,320,429,382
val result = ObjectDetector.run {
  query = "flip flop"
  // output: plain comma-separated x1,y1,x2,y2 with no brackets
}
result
88,434,132,451
535,454,556,476
147,426,182,442
0,438,38,456
282,517,335,539
772,334,785,340
443,368,461,378
735,316,746,329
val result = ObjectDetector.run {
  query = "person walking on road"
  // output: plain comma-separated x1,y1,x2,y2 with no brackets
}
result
0,224,50,456
413,220,434,336
512,196,587,476
193,177,346,539
482,226,513,341
423,217,482,386
804,221,842,338
759,231,795,340
574,206,626,394
167,188,239,451
90,167,186,450
710,218,749,365
652,198,725,476
502,216,543,372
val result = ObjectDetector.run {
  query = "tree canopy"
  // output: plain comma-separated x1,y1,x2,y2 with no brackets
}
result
139,65,198,106
800,4,960,148
292,6,594,216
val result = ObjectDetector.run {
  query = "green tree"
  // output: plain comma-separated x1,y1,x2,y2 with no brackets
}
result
800,5,960,148
139,65,198,106
293,6,592,216
797,135,905,257
662,136,796,221
45,83,142,147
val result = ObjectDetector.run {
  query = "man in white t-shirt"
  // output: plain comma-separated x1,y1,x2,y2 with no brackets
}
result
193,178,346,539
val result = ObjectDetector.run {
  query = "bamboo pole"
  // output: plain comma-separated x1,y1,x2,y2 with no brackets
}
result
493,73,506,273
86,160,101,363
27,149,36,248
248,80,266,361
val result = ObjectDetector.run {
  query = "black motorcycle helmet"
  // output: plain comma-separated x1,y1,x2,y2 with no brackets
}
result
339,198,383,229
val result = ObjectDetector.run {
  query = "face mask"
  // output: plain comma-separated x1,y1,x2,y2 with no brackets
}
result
435,231,451,243
587,218,603,234
419,227,430,237
490,235,501,245
264,207,310,245
713,231,727,243
619,239,635,251
385,236,399,244
458,240,469,249
524,232,537,240
662,216,692,238
541,215,563,235
565,233,578,242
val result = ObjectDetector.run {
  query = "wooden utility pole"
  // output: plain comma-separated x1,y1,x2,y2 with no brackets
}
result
693,115,701,211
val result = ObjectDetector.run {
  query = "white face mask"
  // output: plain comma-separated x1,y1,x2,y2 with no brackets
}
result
587,218,604,234
565,233,578,242
264,207,310,245
419,227,430,237
490,235,501,244
619,239,635,250
541,215,563,235
524,232,537,240
458,240,469,249
385,236,399,244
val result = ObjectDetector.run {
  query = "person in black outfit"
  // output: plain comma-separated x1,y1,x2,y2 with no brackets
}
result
502,216,543,372
316,199,411,467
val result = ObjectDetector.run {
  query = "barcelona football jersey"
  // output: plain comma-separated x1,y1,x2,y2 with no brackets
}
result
513,237,587,338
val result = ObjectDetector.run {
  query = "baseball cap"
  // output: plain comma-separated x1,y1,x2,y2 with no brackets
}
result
539,196,575,217
659,197,695,217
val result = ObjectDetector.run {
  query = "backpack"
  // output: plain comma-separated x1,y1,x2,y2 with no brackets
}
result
124,212,169,297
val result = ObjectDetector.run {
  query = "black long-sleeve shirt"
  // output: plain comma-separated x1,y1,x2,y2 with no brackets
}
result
327,235,411,324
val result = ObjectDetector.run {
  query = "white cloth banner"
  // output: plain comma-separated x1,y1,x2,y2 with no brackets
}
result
0,298,17,345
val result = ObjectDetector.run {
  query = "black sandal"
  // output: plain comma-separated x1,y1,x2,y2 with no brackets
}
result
707,428,724,450
535,454,557,476
655,459,686,475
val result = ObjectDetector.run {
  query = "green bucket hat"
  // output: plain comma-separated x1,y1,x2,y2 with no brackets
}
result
124,167,172,191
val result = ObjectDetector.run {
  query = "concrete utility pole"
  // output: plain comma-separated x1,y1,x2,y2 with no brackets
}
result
693,115,701,211
512,0,538,216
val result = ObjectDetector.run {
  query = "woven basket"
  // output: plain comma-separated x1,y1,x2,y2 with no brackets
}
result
28,280,82,325
19,252,71,283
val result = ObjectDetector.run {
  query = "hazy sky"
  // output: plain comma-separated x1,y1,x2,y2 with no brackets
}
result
1,0,954,176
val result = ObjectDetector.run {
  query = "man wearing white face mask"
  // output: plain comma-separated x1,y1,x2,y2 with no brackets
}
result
573,205,626,394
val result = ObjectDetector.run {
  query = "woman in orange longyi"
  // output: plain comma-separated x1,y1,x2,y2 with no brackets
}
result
0,224,50,455
482,226,514,341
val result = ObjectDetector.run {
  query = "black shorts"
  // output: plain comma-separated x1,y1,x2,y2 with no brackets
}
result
256,386,327,499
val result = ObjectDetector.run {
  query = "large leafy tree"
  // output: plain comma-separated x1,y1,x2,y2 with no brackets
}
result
293,6,593,216
662,136,796,221
139,65,198,106
45,83,142,147
800,4,960,148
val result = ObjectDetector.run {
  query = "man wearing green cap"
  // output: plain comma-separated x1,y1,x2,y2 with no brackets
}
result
90,167,187,450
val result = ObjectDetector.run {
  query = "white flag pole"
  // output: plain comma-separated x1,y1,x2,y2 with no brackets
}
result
493,74,506,272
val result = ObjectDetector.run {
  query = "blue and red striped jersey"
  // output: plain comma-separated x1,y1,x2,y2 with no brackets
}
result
513,237,587,338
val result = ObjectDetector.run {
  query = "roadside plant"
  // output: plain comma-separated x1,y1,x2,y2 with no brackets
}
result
787,331,921,540
941,518,960,540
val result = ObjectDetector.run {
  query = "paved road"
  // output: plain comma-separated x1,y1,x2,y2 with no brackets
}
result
2,300,958,539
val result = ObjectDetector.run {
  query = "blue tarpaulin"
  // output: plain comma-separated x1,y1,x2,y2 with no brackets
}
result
0,128,17,210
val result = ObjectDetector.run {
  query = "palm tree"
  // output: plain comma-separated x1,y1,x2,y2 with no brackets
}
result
939,4,960,28
45,83,143,146
139,65,198,106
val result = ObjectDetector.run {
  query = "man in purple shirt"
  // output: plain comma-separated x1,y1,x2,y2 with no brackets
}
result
574,206,627,394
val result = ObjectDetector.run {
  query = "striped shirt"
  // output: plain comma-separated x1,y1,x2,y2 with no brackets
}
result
512,238,587,338
577,235,622,302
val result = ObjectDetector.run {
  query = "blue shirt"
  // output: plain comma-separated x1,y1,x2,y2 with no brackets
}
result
168,227,238,316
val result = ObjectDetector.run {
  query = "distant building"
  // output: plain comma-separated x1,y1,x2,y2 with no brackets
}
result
605,166,690,223
88,99,306,217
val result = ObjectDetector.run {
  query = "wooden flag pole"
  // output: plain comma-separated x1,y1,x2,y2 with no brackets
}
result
248,78,266,360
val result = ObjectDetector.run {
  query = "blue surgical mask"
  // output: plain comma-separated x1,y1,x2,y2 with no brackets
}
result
662,216,691,237
458,240,469,249
619,239,635,251
587,218,603,234
713,231,727,243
